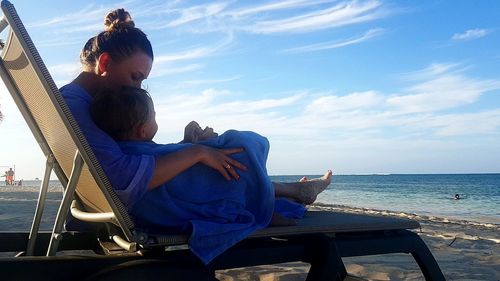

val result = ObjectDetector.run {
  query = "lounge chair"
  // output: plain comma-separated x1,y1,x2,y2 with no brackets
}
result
0,1,445,280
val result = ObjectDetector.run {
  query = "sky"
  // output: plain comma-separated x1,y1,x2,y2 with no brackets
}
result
0,0,499,180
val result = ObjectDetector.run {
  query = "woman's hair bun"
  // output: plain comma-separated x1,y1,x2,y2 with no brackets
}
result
104,8,135,32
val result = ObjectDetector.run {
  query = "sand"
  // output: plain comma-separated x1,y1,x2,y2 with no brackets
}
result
216,204,500,281
1,188,498,280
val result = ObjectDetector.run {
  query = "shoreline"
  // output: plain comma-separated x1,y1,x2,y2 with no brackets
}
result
1,185,498,226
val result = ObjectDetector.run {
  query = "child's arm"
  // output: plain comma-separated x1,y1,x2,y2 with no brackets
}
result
148,144,246,190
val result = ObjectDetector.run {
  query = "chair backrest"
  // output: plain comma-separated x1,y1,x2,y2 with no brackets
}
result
0,0,135,239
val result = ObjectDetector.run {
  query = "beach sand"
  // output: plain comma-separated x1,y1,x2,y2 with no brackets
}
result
216,204,500,281
1,188,498,280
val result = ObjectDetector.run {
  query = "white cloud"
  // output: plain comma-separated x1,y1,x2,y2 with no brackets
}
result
229,0,335,18
451,28,489,41
283,28,384,53
180,75,242,86
431,110,500,137
388,64,500,113
155,47,217,63
146,0,388,35
150,63,500,146
247,0,385,34
149,64,204,79
47,63,80,78
399,63,466,81
216,92,306,113
155,35,234,64
305,91,383,113
27,4,106,28
162,2,230,28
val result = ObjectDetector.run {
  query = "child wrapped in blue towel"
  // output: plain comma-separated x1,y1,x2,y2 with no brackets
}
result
90,87,332,264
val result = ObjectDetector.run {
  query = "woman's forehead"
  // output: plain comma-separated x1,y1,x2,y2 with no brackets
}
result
126,52,153,75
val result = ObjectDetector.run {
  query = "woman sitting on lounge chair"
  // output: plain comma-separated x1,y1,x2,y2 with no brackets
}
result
60,8,331,264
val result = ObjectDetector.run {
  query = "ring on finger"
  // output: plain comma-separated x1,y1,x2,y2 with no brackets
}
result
225,164,231,169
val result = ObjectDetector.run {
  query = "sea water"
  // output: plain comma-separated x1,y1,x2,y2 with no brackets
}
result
0,174,499,231
272,173,500,225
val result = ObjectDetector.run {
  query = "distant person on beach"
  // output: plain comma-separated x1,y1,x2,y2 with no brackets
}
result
61,8,332,263
6,168,14,185
454,194,460,200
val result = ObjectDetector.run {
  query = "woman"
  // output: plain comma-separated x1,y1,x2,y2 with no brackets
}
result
60,8,331,263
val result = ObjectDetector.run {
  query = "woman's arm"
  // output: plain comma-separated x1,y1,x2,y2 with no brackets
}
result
148,144,247,190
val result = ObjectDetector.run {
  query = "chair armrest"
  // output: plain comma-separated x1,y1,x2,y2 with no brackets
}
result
70,200,117,223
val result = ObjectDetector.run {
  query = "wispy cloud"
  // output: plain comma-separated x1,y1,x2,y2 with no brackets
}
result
399,63,467,81
27,1,162,34
180,75,243,86
428,110,500,137
146,0,388,35
27,3,112,35
283,28,384,54
304,91,383,113
47,63,81,86
246,0,385,34
149,64,204,79
155,35,234,64
388,63,500,113
451,28,490,41
34,37,88,48
161,2,230,28
150,35,234,78
229,0,335,18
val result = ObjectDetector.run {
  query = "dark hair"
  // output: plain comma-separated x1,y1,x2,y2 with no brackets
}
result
80,8,153,67
90,87,154,141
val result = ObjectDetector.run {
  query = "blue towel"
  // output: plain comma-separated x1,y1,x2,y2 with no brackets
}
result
119,130,305,264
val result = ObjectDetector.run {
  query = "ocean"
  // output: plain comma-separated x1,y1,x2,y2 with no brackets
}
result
273,173,500,225
0,173,499,231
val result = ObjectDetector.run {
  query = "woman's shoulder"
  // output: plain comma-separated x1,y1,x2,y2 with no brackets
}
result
60,83,90,99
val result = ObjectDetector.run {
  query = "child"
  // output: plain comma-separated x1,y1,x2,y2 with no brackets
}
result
90,87,331,263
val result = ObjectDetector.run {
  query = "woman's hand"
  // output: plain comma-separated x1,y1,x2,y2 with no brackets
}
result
198,145,247,181
150,144,247,189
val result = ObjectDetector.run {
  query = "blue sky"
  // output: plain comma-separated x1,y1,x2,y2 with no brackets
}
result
1,0,499,179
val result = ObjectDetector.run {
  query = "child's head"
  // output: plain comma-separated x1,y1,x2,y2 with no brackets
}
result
90,86,158,141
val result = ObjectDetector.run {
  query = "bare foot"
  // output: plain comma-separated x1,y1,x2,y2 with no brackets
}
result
269,212,297,226
299,176,308,182
297,170,332,205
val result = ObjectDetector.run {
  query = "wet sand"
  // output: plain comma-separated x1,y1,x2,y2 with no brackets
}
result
217,203,500,281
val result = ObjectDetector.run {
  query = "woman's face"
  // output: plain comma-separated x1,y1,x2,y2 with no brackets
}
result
105,51,153,89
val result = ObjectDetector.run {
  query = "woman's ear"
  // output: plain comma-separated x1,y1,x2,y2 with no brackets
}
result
97,52,112,75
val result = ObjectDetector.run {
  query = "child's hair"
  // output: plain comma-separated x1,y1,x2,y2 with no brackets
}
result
90,87,154,141
80,8,153,67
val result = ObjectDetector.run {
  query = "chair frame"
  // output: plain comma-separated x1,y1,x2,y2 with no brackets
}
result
0,1,445,280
